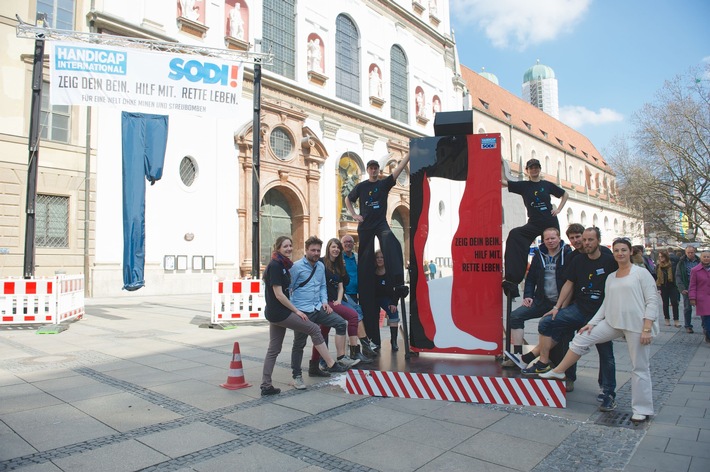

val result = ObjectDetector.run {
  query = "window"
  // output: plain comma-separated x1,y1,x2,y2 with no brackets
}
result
35,194,69,248
179,156,198,187
37,0,74,29
390,45,408,123
269,127,293,160
41,82,70,143
335,15,360,104
262,0,295,79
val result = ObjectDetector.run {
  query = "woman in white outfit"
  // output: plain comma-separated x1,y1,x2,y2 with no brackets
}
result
541,237,659,422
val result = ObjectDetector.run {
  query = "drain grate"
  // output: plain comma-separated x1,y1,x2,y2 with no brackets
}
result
595,410,649,430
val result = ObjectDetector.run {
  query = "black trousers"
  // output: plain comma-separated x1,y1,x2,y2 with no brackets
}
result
504,216,559,285
358,220,404,345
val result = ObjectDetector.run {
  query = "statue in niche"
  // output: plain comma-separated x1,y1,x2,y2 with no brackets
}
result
432,96,441,114
180,0,199,21
416,89,425,118
429,0,438,15
307,38,322,72
339,161,360,219
229,3,245,40
369,66,383,98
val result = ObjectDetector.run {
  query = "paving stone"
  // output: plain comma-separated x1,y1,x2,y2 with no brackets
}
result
647,423,700,441
416,451,518,472
331,404,418,433
666,438,710,458
636,434,669,452
0,420,37,461
136,421,239,458
0,383,64,415
388,416,480,450
51,439,170,472
337,432,444,471
71,392,183,432
223,402,310,431
627,449,692,472
280,418,378,455
689,456,710,472
425,401,508,429
453,430,553,471
485,413,577,447
273,390,354,415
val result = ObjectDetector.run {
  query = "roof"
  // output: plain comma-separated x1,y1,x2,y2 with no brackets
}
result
460,65,611,174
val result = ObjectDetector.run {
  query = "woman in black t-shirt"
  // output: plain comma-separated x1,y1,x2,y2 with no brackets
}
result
260,236,346,396
374,249,401,351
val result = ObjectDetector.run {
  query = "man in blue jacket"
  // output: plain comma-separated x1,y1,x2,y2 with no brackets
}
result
504,228,569,364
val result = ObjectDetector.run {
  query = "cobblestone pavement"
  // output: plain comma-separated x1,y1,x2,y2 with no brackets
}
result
0,294,708,471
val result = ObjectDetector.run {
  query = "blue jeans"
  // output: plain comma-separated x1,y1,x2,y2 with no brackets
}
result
342,297,363,321
682,292,694,328
539,304,616,397
510,299,554,329
291,308,347,378
701,315,710,337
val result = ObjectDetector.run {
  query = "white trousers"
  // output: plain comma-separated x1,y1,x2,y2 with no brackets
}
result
569,319,654,416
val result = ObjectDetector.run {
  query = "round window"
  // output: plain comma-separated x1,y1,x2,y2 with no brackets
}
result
269,127,294,160
179,156,197,187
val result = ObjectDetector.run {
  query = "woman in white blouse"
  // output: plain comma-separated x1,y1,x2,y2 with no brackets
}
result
541,237,659,422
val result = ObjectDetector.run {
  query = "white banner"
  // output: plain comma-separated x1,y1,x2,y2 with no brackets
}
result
49,41,244,117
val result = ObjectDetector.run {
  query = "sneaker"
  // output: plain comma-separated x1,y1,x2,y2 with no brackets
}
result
521,361,551,375
597,392,605,402
361,341,378,358
565,380,575,392
371,341,381,352
503,351,527,369
539,369,565,380
291,376,306,390
686,327,694,334
319,359,327,371
630,413,647,423
502,280,520,299
338,355,361,368
325,361,348,373
260,385,281,396
599,395,617,412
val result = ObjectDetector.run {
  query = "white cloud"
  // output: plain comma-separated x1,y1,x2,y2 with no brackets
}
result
559,105,623,128
450,0,592,50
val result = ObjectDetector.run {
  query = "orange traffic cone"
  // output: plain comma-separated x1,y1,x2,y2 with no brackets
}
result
220,342,251,390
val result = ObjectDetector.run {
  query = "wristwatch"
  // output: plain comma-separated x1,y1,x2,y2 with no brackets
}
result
642,328,651,333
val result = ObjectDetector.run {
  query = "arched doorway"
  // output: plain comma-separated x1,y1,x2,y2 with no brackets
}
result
260,188,293,265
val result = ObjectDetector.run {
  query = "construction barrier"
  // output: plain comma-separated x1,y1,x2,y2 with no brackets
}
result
211,278,266,324
345,369,566,408
0,275,84,326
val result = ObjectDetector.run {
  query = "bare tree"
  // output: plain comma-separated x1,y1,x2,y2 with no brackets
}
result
608,66,710,243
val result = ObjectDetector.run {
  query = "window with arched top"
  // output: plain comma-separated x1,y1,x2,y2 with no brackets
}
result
579,170,584,185
545,155,550,171
622,221,627,233
593,213,599,228
580,211,587,226
614,218,619,231
567,207,574,223
515,143,522,163
390,45,408,123
335,14,360,104
568,165,573,181
604,216,610,231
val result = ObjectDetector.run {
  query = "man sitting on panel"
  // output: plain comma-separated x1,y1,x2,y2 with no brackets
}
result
503,228,570,366
520,227,618,411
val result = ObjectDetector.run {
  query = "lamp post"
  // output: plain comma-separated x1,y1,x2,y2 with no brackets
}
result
251,39,262,279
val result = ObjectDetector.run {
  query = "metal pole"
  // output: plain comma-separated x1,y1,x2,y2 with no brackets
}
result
251,52,262,279
23,14,47,279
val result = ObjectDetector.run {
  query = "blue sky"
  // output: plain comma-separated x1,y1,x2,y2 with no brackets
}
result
449,0,710,155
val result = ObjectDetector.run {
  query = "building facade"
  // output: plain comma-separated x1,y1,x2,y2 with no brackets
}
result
1,0,462,296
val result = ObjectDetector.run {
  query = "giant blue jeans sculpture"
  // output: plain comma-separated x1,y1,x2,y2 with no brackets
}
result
121,112,169,291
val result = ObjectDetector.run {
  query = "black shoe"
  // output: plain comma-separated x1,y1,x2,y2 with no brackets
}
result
391,339,399,352
361,340,378,358
521,361,551,375
308,359,331,377
260,386,281,396
599,395,617,412
686,327,694,334
502,280,520,298
350,345,373,364
394,284,409,298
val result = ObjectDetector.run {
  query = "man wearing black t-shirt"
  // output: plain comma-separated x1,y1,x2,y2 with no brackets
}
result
346,155,410,346
502,159,568,298
522,227,618,410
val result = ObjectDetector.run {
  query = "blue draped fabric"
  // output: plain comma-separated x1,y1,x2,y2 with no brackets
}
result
121,112,169,291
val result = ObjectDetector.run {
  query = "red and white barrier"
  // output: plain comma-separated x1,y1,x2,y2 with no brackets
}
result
0,275,84,326
345,369,566,408
211,279,266,323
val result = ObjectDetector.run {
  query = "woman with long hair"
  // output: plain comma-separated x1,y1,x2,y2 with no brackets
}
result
656,250,680,327
309,238,372,376
375,249,401,351
261,236,346,396
541,237,659,423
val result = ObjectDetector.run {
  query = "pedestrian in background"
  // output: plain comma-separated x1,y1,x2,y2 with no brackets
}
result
428,260,437,280
676,246,701,333
656,250,680,327
689,250,710,343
